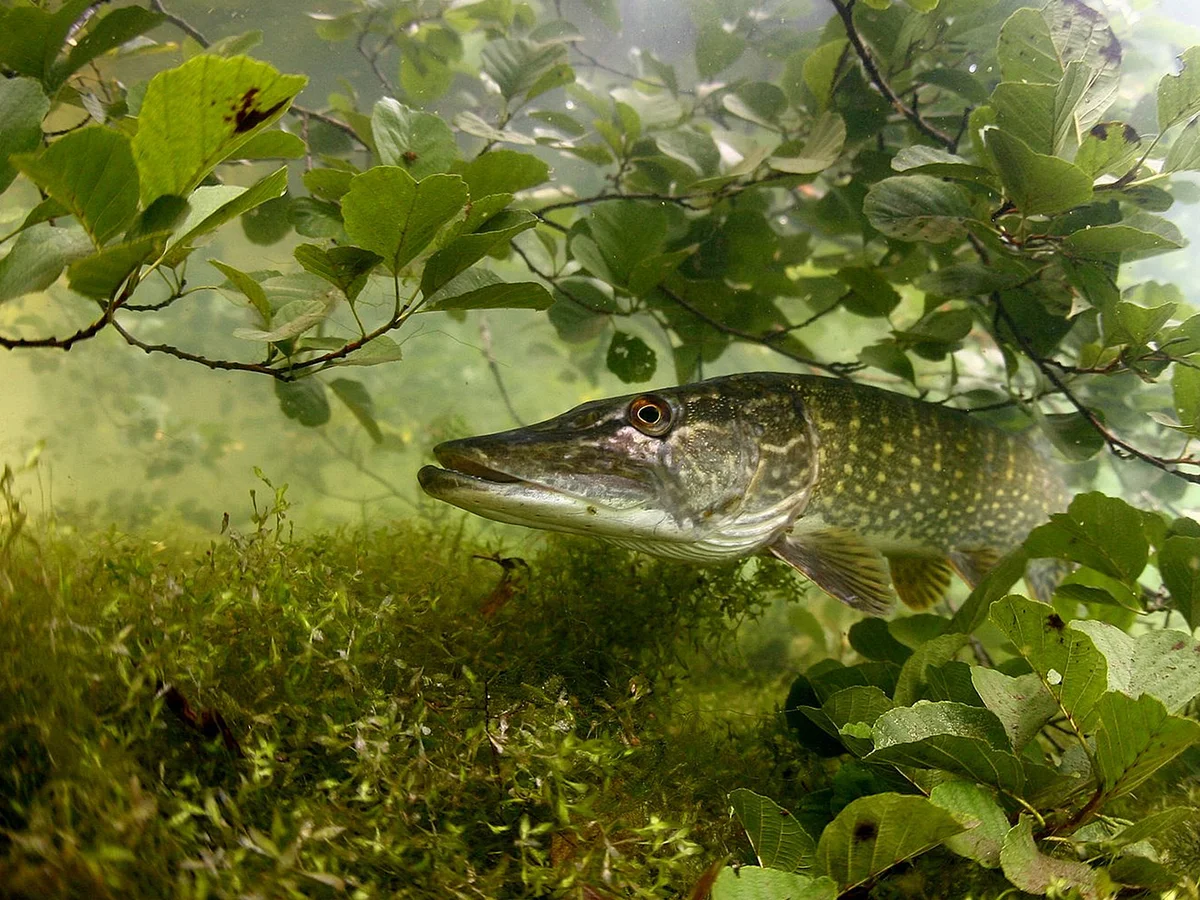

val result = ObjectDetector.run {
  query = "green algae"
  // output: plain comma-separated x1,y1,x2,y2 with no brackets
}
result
0,479,819,898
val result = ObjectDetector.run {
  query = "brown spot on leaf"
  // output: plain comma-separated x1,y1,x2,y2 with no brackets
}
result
402,150,419,165
1173,640,1187,651
853,820,878,843
1046,613,1066,631
226,87,289,134
1122,123,1139,143
1090,123,1110,140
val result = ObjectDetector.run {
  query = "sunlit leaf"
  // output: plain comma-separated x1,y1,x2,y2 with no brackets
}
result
371,97,457,178
768,112,846,175
0,223,92,304
985,129,1093,216
1093,691,1200,799
863,175,975,242
929,781,1008,868
421,267,552,311
132,55,307,206
1070,619,1200,712
1158,46,1200,132
163,166,289,266
711,867,836,900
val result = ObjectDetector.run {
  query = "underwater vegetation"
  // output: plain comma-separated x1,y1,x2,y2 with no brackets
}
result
2,468,1200,898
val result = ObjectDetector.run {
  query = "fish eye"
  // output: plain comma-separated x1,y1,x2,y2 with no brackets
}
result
628,395,673,436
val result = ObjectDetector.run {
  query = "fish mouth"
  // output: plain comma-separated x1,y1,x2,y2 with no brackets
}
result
417,441,560,502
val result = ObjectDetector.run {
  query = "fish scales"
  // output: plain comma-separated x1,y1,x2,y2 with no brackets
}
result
418,372,1068,616
793,377,1064,555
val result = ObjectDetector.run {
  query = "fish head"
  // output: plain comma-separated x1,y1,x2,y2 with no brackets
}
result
417,375,819,557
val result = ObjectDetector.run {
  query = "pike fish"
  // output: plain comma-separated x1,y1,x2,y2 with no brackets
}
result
417,373,1067,615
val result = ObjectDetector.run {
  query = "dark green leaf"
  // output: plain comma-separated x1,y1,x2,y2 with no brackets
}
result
275,378,330,428
421,268,553,311
970,667,1057,750
988,595,1108,730
293,244,381,301
837,266,900,317
482,39,569,101
815,793,964,892
0,77,49,194
1023,492,1148,583
1076,121,1142,178
929,781,1007,869
460,150,550,199
1158,46,1200,132
329,378,383,443
1093,691,1200,799
862,175,975,242
606,330,656,383
210,259,270,324
695,22,745,78
710,867,836,900
66,233,159,298
1160,534,1200,628
1064,213,1186,259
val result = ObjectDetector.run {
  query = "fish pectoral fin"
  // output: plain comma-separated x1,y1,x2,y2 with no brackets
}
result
886,555,955,611
948,547,1003,589
771,527,894,616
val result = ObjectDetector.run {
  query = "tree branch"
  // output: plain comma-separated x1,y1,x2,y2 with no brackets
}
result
828,0,958,151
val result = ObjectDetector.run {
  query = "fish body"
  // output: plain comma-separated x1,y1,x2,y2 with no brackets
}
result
418,373,1067,614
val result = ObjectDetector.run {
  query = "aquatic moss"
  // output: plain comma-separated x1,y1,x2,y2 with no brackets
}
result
0,506,820,898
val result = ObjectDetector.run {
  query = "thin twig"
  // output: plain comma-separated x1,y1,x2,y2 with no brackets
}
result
478,318,524,426
828,0,958,151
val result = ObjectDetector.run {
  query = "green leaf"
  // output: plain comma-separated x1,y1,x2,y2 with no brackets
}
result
862,175,975,243
946,548,1029,635
916,263,1025,297
1076,122,1142,178
1105,299,1176,347
66,233,159,298
1166,117,1200,172
460,150,550,198
988,595,1108,730
1038,411,1106,461
695,22,745,78
329,378,383,443
371,98,457,178
1000,817,1101,900
858,342,914,383
768,112,846,175
288,197,344,240
1104,808,1198,850
226,129,306,160
569,201,667,288
14,126,139,246
0,223,92,304
303,168,355,202
711,867,837,900
421,209,537,295
0,77,49,194
814,793,965,892
728,789,815,872
293,244,381,302
969,667,1057,751
1160,534,1200,628
1158,46,1200,132
1023,492,1148,583
1094,692,1200,800
1070,620,1200,713
342,167,468,275
0,0,92,82
328,336,404,367
802,40,848,109
52,6,164,90
132,55,307,207
209,259,270,324
985,129,1093,216
421,268,553,312
163,166,290,267
929,781,1008,869
837,266,900,317
606,330,656,383
867,701,1025,793
233,290,338,342
996,2,1121,133
893,633,969,705
482,39,569,102
275,378,330,428
1064,213,1186,259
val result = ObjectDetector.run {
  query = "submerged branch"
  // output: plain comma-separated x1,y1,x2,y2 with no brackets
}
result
827,0,958,151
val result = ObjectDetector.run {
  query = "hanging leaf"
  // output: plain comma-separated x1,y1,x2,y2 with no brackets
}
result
929,781,1008,869
1158,46,1200,132
768,112,846,175
984,129,1093,216
132,55,307,207
1000,818,1101,899
66,233,160,298
275,378,330,427
421,209,537,296
0,223,92,304
329,378,383,443
162,166,290,266
421,268,553,311
606,330,657,383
